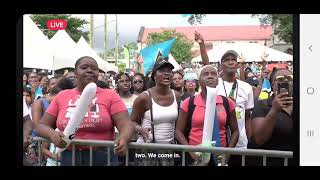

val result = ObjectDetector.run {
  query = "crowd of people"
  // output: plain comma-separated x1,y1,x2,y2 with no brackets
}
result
22,31,294,166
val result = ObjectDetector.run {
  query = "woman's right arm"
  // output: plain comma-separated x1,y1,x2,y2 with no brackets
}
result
130,93,150,141
31,99,43,127
36,112,67,148
176,101,200,161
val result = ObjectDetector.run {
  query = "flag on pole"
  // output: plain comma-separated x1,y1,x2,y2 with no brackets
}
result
140,38,176,75
259,78,272,100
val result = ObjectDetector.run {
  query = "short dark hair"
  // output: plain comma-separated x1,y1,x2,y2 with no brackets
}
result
50,77,74,95
40,74,48,82
96,80,109,89
49,76,57,83
170,71,184,91
115,72,130,84
115,72,131,93
173,71,183,78
75,56,97,70
23,85,32,96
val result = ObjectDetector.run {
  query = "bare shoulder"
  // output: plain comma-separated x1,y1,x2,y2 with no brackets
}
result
32,98,42,108
173,90,181,100
134,91,149,104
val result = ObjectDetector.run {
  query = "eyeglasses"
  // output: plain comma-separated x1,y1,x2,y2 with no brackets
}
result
133,80,143,84
275,75,293,82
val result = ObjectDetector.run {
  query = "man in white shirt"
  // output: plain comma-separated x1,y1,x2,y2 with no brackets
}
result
195,32,254,166
216,50,254,149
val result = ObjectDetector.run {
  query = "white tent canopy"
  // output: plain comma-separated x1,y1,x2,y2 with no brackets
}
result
50,30,84,70
77,37,118,73
191,43,293,63
23,15,53,70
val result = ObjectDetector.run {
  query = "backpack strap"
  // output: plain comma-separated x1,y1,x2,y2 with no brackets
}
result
184,95,195,143
221,96,231,146
40,98,49,110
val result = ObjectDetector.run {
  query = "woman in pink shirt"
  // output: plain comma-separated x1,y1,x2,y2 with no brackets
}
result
36,56,135,166
175,65,239,166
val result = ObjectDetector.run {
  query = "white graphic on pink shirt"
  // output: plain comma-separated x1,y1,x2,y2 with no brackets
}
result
63,95,102,129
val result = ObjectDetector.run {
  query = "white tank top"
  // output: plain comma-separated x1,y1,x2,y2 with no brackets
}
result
137,90,178,143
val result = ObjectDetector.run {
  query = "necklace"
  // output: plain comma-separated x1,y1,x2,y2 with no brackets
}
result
222,79,238,102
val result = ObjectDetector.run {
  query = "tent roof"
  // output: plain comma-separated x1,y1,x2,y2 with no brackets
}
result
191,43,293,63
77,37,118,73
23,15,53,70
50,30,84,70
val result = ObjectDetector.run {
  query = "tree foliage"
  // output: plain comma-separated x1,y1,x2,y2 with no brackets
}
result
252,14,293,44
31,14,89,42
187,14,206,25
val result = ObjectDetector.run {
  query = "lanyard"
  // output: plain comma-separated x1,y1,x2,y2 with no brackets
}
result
222,79,238,102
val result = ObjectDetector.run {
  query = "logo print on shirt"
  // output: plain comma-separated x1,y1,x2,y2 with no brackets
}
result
64,96,101,129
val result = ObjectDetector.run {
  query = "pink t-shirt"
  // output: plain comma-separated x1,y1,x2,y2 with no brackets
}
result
181,94,236,147
47,87,127,144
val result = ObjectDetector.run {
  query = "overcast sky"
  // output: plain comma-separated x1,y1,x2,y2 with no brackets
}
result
71,14,261,53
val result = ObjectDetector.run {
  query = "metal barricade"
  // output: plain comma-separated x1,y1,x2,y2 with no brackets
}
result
32,137,293,166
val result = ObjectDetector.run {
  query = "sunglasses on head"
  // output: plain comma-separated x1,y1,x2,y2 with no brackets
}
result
133,80,143,84
275,75,293,82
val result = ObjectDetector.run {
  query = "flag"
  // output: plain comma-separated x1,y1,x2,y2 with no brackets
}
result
140,38,176,75
259,78,272,100
212,111,221,147
261,78,271,92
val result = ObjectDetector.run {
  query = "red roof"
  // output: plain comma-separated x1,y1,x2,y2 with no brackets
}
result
140,25,272,42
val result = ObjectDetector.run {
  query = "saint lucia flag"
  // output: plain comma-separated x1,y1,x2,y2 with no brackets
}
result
212,111,221,147
261,78,271,92
259,78,272,100
140,38,176,75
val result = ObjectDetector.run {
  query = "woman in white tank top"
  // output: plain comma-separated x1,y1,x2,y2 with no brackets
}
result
131,59,180,166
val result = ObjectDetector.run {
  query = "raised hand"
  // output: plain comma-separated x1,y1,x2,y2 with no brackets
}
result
194,31,204,44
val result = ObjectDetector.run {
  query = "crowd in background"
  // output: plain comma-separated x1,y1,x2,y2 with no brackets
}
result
22,31,294,166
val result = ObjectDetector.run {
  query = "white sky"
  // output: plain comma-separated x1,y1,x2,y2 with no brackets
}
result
71,14,261,53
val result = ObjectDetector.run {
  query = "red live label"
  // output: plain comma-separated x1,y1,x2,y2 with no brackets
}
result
47,20,67,30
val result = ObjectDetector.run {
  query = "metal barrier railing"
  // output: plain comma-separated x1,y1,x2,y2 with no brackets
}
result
32,137,293,166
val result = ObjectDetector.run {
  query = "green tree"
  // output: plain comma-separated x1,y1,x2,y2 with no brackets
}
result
147,30,193,64
187,14,206,25
31,14,89,42
252,14,293,44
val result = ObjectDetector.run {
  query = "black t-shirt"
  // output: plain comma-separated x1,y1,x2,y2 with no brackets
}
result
246,95,294,166
251,95,293,151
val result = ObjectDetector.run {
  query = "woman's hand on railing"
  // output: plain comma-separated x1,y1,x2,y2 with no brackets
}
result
189,152,201,161
114,135,128,156
49,131,67,148
136,126,150,142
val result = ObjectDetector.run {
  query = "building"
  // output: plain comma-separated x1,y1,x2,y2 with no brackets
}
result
137,25,273,57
